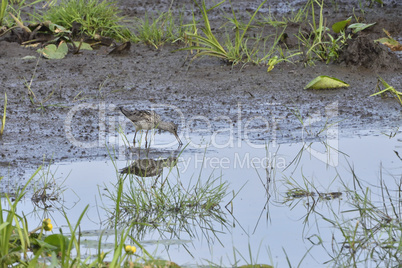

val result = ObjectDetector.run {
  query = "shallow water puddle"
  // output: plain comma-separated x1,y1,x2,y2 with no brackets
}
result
13,132,402,266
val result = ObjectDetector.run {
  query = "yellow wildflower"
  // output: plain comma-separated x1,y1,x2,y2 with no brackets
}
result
44,223,53,231
124,245,136,254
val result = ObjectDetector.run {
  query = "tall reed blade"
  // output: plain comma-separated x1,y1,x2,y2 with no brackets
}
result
1,92,6,135
0,0,7,26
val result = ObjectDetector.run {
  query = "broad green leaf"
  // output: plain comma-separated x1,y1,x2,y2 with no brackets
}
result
34,239,58,251
44,234,70,250
375,37,397,45
332,17,352,33
48,23,70,34
37,42,68,59
304,76,349,90
21,56,37,60
39,21,71,34
348,22,376,33
375,37,402,51
73,41,93,50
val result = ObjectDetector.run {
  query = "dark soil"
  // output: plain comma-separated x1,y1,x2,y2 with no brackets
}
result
0,0,401,180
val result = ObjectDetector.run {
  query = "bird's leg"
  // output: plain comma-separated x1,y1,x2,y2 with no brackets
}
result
145,130,149,148
177,136,183,146
133,130,138,147
174,133,183,146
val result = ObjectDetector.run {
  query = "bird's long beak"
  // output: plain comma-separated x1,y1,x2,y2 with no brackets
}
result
174,132,183,146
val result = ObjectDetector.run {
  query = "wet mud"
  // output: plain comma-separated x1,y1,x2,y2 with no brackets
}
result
0,0,401,180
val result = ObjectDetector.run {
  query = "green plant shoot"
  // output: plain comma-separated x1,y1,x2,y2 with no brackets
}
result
0,0,7,26
371,76,402,106
1,92,6,135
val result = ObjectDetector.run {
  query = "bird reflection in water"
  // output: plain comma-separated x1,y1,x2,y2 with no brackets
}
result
120,156,178,183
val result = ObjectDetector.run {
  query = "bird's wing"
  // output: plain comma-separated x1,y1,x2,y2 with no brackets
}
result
120,108,161,124
135,110,161,125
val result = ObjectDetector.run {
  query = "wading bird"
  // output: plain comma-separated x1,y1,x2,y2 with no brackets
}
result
119,107,182,147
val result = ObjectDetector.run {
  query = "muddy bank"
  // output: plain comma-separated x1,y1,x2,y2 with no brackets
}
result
0,0,401,181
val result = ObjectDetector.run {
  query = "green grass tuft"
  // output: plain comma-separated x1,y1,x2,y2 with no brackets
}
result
134,11,189,49
41,0,134,41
